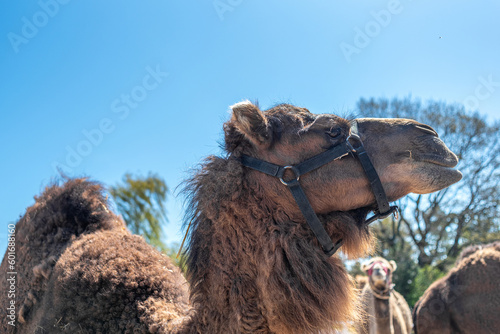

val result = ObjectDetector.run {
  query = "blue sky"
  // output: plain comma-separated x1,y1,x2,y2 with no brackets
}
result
1,0,499,255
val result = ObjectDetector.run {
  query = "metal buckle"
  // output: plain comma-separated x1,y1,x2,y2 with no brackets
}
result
346,133,363,153
364,206,399,226
278,166,300,186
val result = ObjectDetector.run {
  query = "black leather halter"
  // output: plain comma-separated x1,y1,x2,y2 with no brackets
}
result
240,121,398,256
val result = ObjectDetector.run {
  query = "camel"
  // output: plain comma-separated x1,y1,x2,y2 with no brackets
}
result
413,241,500,334
0,101,461,333
354,257,412,334
355,275,369,291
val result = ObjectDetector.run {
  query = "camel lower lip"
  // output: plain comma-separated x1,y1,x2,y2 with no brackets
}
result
427,164,463,179
415,163,463,189
445,167,462,180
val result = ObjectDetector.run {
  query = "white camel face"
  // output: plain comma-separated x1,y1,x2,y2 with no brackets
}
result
362,257,397,290
370,262,389,285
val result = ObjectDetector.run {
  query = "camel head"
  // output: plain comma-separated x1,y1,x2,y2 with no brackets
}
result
224,101,461,256
362,257,396,291
226,101,461,211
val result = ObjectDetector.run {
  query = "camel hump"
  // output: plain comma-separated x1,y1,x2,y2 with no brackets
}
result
0,178,125,331
7,178,125,270
21,178,123,241
456,240,500,264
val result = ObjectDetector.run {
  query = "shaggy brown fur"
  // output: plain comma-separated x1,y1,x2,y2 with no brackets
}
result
0,179,190,333
455,240,500,264
355,258,412,334
1,102,461,333
180,156,372,333
413,241,500,334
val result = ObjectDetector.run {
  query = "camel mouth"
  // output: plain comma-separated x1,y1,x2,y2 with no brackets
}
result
417,153,459,168
411,135,460,169
416,152,463,184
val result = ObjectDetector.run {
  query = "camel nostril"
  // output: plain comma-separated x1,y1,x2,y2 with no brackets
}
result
415,124,439,137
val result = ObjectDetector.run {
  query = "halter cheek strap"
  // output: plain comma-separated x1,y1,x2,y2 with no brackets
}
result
240,121,398,256
240,143,350,256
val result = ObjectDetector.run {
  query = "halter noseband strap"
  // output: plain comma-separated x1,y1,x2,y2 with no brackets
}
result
240,121,398,256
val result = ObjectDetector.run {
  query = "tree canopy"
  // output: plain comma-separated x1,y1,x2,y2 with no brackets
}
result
110,172,169,252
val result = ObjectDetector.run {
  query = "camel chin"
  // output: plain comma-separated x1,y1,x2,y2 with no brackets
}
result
411,162,463,194
380,160,462,203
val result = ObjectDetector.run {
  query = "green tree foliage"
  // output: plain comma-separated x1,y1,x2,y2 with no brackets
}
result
110,172,169,252
406,265,446,306
353,96,500,306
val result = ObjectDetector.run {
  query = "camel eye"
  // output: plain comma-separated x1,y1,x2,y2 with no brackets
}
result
327,128,342,139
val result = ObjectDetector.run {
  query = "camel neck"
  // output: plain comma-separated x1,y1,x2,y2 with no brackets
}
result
181,156,358,333
370,283,392,300
183,213,356,333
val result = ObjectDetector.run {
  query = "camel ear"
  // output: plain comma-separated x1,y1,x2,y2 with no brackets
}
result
230,100,272,146
389,260,397,272
361,260,371,273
